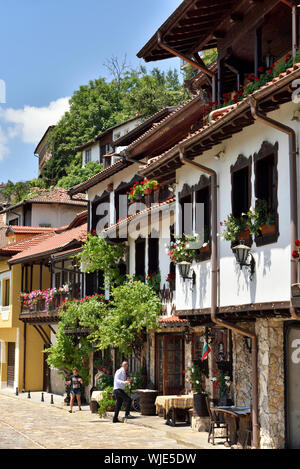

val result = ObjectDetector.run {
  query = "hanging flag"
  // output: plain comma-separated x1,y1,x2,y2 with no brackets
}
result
201,340,211,361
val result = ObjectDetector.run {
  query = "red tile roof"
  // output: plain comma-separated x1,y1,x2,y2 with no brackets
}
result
159,315,188,324
0,188,87,214
102,197,175,235
0,232,56,257
8,223,87,264
141,64,300,174
6,226,56,235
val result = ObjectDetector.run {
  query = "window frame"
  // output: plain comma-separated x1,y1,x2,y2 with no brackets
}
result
254,141,279,247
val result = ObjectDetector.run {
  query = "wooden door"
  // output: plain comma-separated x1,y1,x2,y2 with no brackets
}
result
156,335,184,395
7,342,15,388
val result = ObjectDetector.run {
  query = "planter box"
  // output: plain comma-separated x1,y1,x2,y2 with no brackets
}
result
260,224,276,236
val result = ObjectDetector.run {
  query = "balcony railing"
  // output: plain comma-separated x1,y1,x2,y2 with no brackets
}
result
20,291,74,318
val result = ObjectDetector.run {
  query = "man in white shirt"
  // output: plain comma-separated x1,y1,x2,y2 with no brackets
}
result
113,361,133,423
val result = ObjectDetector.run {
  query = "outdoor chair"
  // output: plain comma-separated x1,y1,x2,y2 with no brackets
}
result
206,397,229,445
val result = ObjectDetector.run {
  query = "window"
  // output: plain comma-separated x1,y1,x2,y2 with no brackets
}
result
254,141,279,246
231,154,251,219
9,218,19,226
135,237,145,279
85,149,91,164
3,279,10,307
91,193,110,232
179,186,193,235
148,237,159,275
195,175,211,244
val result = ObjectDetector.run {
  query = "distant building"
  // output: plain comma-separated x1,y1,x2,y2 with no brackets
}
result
34,125,55,177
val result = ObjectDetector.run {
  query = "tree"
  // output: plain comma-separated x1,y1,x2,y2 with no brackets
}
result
91,281,162,357
57,159,103,190
41,63,190,187
0,178,46,204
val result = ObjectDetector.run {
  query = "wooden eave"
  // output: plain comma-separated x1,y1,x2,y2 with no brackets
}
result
128,95,207,159
140,67,298,180
137,0,283,62
176,300,291,324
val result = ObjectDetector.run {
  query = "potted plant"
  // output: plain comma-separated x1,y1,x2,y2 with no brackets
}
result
254,199,276,237
143,179,159,194
220,214,250,244
211,369,231,406
146,271,161,293
185,363,209,417
166,272,175,291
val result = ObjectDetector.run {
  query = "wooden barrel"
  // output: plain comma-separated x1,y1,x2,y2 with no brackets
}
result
90,400,99,414
139,390,158,416
193,393,209,417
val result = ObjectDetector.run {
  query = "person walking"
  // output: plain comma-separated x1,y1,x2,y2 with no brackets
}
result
113,361,133,423
68,367,83,413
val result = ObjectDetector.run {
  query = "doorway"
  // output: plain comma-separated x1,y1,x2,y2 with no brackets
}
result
7,342,15,388
156,334,184,395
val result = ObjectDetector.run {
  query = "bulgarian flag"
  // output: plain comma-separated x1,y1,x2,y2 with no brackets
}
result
201,340,211,361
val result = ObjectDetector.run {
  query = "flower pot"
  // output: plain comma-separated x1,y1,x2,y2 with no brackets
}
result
238,231,251,242
218,396,232,406
144,188,152,195
260,224,276,236
193,393,209,417
153,185,159,190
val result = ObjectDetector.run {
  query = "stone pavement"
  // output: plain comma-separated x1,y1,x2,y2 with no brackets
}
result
0,389,228,450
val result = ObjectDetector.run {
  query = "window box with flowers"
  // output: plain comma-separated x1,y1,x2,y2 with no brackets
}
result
20,284,71,314
167,234,208,279
220,199,276,248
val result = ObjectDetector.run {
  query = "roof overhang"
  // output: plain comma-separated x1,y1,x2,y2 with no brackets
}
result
141,65,300,179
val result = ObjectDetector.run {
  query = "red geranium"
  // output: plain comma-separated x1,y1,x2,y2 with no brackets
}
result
295,240,300,247
292,250,299,259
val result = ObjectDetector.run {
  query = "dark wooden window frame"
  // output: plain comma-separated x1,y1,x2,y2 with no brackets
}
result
178,176,211,262
230,153,252,247
114,175,143,223
91,190,110,232
254,141,279,247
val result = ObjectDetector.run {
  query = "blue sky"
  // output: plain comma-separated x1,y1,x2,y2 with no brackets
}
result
0,0,182,183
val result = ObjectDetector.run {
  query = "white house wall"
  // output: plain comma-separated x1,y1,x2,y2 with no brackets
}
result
82,143,100,166
176,101,300,311
31,204,84,228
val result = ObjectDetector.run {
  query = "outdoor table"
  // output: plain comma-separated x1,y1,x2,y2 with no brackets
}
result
155,395,193,426
91,390,105,402
211,406,251,447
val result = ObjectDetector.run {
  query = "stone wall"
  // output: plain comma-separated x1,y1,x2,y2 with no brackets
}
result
232,322,254,406
256,318,285,449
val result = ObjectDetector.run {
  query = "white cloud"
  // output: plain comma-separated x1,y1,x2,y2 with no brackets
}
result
0,126,10,161
0,96,70,145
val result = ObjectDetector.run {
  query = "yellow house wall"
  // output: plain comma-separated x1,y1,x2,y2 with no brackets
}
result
0,260,51,391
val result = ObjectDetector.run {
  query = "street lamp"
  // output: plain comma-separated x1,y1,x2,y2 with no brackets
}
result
232,241,255,280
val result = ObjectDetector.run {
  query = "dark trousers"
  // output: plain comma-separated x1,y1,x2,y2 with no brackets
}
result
113,389,132,420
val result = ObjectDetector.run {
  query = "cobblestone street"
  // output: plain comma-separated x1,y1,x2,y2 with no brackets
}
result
0,393,201,450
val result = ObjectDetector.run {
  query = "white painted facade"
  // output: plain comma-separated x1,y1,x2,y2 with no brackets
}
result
87,164,174,297
175,101,300,311
4,203,86,228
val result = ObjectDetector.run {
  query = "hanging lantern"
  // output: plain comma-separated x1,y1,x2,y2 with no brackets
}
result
178,261,192,280
232,241,255,279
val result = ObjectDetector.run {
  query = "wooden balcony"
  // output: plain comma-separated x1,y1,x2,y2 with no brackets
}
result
20,292,71,324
